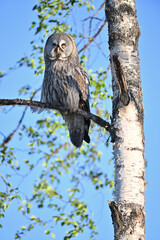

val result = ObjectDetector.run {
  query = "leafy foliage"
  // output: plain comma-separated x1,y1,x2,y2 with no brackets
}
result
0,0,113,239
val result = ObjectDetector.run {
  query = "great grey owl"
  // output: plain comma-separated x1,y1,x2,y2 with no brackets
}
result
40,33,90,148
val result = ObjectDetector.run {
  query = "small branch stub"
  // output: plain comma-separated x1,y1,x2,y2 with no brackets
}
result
113,53,130,106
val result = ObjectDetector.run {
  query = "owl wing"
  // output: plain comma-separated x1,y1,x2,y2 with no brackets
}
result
74,67,90,144
31,72,52,113
61,67,90,147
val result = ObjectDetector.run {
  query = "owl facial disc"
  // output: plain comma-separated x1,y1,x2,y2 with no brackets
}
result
44,33,74,61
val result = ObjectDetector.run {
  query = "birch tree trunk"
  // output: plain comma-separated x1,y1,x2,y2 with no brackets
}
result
105,0,145,239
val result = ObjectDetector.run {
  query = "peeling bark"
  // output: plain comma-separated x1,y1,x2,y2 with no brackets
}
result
105,0,145,239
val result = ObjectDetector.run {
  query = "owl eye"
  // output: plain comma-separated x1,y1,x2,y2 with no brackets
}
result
61,43,66,49
52,43,57,48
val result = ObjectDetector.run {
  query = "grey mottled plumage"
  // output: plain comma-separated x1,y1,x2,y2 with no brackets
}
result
41,33,90,147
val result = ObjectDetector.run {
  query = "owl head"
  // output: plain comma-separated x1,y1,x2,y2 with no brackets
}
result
44,33,79,63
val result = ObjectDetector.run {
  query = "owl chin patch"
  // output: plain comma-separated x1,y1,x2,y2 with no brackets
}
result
56,53,62,59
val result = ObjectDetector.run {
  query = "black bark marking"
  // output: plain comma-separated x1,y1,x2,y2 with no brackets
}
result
109,201,145,240
113,53,130,106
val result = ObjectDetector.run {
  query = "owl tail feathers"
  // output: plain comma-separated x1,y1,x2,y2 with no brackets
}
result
84,120,90,144
84,133,90,144
62,114,90,148
69,130,90,148
69,131,84,148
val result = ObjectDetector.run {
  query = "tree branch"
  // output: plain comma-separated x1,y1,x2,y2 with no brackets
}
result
0,98,115,140
1,88,41,146
78,21,107,54
2,107,27,146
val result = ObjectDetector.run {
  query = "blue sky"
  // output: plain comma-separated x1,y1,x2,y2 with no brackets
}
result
0,0,160,239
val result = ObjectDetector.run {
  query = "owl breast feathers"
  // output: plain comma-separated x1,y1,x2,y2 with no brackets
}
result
40,32,90,147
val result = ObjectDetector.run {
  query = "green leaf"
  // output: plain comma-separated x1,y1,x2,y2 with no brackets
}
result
30,215,36,220
0,192,6,197
69,193,74,200
32,5,37,11
21,226,26,230
45,230,50,235
51,233,55,238
15,234,20,239
27,207,30,214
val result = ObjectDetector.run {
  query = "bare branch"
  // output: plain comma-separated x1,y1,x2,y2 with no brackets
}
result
29,87,41,100
0,174,9,194
94,40,109,59
92,1,105,18
2,107,27,146
1,88,41,146
78,21,107,54
0,98,115,139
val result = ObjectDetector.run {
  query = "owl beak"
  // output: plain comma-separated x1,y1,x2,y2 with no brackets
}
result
57,46,61,53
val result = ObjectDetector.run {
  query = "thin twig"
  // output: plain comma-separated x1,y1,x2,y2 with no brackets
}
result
78,21,107,54
92,1,105,18
94,40,108,60
0,174,9,194
88,1,105,37
2,107,27,146
83,2,105,21
0,131,6,139
83,17,104,22
29,87,41,100
1,88,41,146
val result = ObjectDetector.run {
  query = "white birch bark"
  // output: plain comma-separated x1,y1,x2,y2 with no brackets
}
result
105,0,145,239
